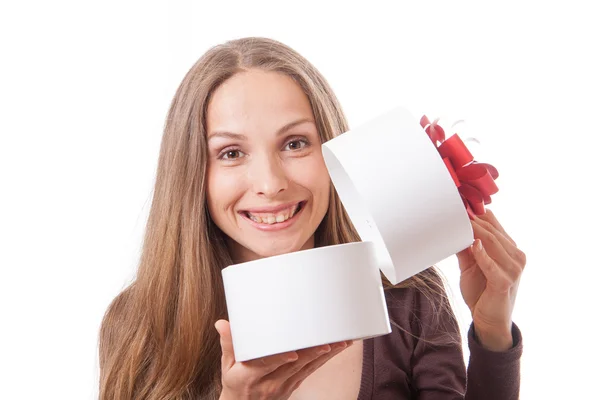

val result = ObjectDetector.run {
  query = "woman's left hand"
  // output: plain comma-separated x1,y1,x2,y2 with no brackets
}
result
456,209,527,351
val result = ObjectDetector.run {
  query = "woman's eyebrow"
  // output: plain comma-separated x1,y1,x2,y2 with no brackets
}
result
208,118,315,141
274,118,315,136
208,131,247,141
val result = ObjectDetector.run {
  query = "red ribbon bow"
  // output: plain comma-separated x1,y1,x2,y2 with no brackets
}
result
420,115,499,218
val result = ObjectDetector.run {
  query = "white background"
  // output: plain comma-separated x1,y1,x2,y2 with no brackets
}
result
1,1,598,398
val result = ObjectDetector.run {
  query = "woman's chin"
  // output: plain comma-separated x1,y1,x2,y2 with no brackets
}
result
256,243,304,258
251,238,314,260
228,235,315,264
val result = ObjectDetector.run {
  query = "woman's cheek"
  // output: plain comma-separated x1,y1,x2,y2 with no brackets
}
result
292,152,330,190
207,164,246,209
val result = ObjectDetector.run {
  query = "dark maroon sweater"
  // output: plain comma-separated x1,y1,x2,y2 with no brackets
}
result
357,286,523,399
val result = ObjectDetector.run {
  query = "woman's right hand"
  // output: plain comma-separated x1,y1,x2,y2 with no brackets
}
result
215,319,352,400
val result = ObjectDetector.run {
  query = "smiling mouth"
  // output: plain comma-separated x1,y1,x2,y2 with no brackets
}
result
242,202,304,225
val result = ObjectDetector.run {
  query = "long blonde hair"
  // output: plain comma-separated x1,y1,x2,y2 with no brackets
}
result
98,37,449,400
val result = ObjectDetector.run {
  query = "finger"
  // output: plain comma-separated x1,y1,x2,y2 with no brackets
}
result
477,209,516,246
240,350,300,376
472,238,523,293
281,341,352,394
215,320,235,371
472,218,516,257
472,218,525,266
264,342,339,382
472,225,524,287
470,239,509,289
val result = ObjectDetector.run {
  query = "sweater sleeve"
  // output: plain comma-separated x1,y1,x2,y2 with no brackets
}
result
409,281,523,399
465,322,523,400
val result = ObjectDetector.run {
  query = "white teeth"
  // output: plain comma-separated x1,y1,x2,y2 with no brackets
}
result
247,203,301,225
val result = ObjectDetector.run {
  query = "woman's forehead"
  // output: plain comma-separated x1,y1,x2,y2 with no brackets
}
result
206,70,314,134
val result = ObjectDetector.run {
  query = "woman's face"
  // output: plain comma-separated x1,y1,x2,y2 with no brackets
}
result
206,69,331,263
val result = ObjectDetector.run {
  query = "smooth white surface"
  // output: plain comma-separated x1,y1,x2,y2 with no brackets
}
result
222,242,391,361
1,1,598,399
323,106,474,284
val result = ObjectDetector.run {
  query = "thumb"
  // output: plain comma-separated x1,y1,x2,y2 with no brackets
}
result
456,246,474,273
470,239,501,282
215,319,235,371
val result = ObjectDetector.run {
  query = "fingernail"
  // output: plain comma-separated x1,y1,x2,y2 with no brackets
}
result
476,239,483,250
317,345,331,355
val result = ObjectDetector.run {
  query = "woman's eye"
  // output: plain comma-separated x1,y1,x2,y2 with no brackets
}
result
284,140,308,151
220,149,245,160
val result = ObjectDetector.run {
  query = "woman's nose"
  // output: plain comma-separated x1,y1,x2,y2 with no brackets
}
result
249,154,288,199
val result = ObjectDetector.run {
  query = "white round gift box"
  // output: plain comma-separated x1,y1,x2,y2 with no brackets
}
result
322,106,473,285
222,242,391,362
222,106,474,361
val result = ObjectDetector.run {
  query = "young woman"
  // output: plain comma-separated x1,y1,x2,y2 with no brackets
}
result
99,37,526,400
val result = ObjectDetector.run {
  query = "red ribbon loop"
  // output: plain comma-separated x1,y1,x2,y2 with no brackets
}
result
420,115,499,217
